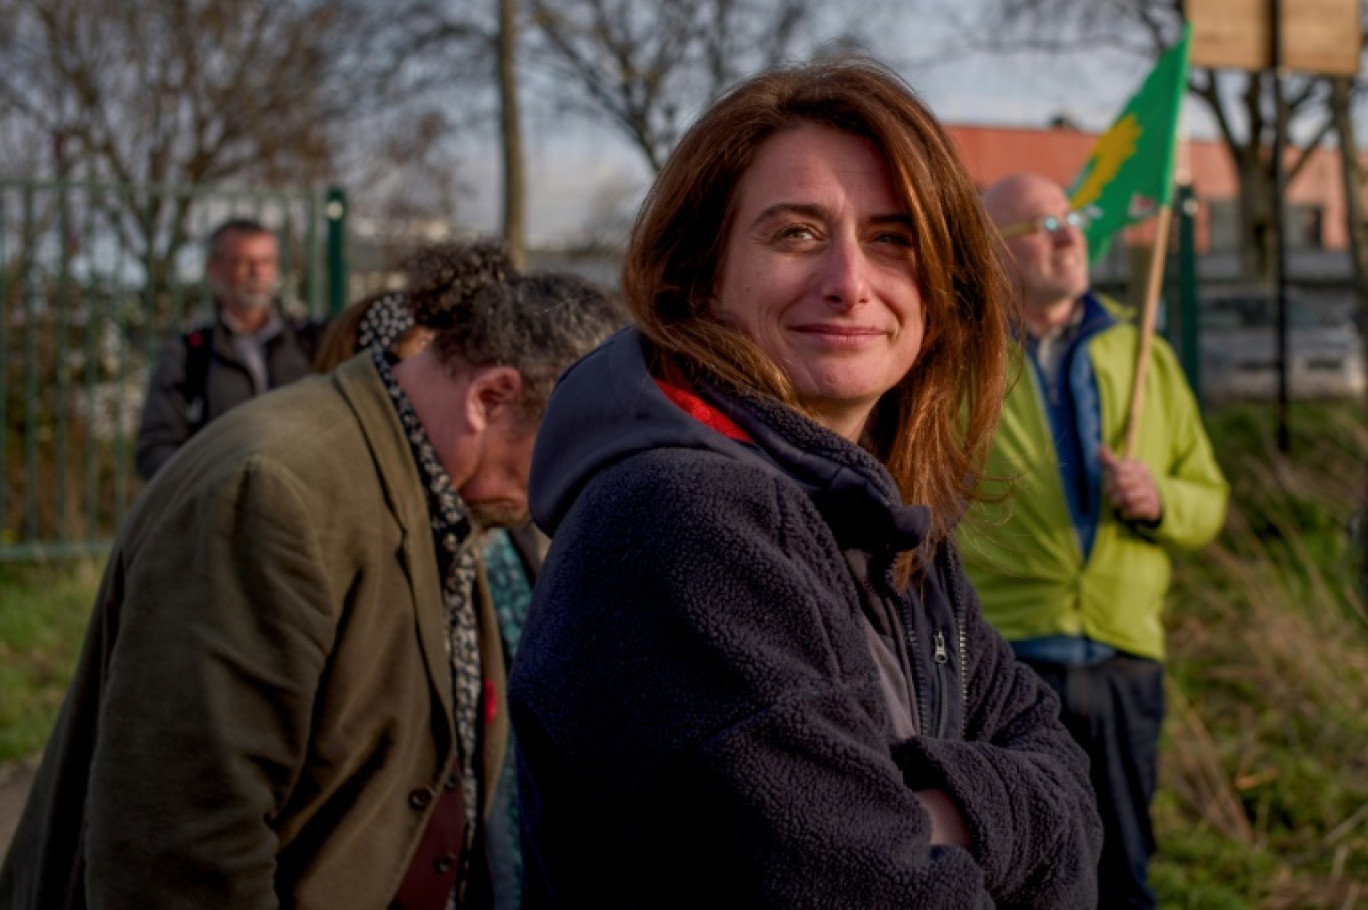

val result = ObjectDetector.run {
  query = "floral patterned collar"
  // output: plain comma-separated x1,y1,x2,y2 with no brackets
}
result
371,347,482,860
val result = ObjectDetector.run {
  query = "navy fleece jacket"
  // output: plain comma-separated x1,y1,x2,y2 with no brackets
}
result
510,329,1101,909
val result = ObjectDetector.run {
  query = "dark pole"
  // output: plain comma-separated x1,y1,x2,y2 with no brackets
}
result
498,0,526,270
1176,182,1202,406
325,186,349,318
1272,0,1291,452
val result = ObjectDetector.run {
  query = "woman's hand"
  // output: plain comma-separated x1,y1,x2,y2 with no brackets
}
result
913,787,970,848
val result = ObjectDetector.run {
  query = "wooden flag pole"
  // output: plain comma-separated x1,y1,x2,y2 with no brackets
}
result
1122,202,1174,459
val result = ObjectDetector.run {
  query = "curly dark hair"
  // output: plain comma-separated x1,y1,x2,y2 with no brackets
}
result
432,270,627,423
404,239,513,329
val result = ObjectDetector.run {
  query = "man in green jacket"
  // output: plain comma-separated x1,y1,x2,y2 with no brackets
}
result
960,173,1229,909
1,252,622,910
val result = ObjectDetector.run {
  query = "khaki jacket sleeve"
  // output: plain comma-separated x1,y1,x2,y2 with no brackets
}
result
85,458,338,909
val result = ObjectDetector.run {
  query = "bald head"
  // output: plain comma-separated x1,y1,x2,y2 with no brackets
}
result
982,172,1091,336
982,173,1064,227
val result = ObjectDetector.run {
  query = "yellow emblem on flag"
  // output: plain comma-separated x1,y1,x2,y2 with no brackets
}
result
1070,114,1142,211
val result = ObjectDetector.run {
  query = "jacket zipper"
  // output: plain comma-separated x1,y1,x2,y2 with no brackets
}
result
882,555,930,739
884,549,969,740
901,601,930,739
931,630,951,739
946,548,969,735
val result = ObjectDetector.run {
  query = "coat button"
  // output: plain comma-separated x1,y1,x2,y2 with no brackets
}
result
408,787,434,810
444,776,458,791
434,853,457,874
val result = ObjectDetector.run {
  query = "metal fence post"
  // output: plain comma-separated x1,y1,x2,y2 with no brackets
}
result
22,186,38,545
0,177,345,559
0,187,8,546
325,186,349,317
1176,183,1202,406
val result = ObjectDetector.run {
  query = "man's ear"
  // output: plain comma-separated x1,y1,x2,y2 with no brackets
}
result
463,365,523,431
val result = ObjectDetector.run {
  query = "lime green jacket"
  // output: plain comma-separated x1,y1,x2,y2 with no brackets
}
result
958,300,1229,661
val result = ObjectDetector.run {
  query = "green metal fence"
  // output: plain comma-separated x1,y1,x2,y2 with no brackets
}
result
0,178,348,560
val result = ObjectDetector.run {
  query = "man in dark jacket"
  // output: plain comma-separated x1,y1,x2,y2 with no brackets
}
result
134,217,324,479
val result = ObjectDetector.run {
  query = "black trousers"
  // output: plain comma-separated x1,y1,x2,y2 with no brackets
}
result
1020,653,1166,910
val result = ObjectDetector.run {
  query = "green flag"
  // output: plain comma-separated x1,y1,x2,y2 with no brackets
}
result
1069,24,1191,263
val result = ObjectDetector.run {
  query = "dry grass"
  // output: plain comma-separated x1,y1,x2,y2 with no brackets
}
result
1154,401,1368,908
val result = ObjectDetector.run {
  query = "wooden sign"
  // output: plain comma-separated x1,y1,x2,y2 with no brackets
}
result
1185,0,1362,76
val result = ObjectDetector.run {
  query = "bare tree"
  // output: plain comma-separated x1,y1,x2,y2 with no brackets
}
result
947,0,1358,283
1330,77,1368,330
526,0,853,172
347,111,471,224
0,0,477,301
1191,68,1339,283
500,0,527,268
578,172,646,251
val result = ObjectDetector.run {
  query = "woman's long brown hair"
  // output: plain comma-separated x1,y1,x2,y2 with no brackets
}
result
622,57,1018,547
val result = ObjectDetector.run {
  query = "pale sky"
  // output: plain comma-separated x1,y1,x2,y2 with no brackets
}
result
459,61,1154,244
456,6,1311,245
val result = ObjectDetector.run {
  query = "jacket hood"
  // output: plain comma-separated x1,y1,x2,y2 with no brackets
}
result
530,327,930,553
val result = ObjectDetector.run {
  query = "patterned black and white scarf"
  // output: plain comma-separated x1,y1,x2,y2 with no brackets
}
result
357,292,417,355
372,347,481,857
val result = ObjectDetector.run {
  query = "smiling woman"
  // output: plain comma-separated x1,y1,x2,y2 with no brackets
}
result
712,125,926,441
508,57,1104,908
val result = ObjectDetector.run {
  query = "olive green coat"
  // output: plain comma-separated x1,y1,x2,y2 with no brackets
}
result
1,355,509,909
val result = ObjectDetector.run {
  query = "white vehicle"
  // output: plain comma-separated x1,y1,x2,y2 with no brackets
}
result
1199,291,1366,401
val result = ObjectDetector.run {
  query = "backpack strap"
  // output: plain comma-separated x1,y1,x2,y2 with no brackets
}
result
287,314,327,363
178,325,214,436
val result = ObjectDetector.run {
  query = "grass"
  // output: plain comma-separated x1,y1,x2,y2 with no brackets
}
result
1,402,1367,907
1154,399,1368,908
0,557,103,761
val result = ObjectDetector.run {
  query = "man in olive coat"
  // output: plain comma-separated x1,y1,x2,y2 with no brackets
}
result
0,262,622,910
